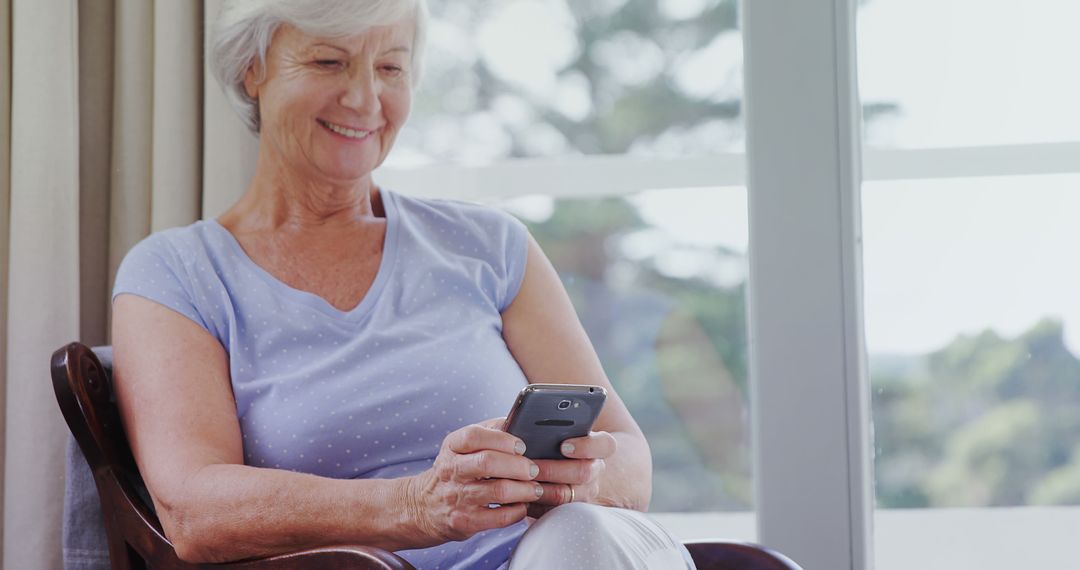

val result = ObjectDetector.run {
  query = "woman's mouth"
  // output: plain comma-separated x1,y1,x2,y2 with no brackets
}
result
317,118,374,141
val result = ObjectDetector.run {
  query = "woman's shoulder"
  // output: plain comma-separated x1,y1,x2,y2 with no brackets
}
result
115,220,228,289
389,190,523,231
112,220,226,334
123,220,221,262
385,190,530,310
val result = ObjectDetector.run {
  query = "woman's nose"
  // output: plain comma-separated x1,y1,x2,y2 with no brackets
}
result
339,70,380,115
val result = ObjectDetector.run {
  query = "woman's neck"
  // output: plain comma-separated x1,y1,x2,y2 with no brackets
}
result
219,144,383,235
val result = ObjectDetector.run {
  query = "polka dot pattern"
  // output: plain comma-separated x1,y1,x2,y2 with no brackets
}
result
112,190,532,569
508,504,697,570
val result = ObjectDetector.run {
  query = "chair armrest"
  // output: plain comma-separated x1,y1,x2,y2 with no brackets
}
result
221,546,414,565
217,546,415,569
684,540,803,570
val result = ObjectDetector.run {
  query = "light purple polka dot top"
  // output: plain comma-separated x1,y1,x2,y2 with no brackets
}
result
113,189,531,569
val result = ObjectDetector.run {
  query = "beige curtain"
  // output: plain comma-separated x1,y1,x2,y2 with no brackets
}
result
1,0,256,567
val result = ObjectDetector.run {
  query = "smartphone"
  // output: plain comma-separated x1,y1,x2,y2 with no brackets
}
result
501,384,607,460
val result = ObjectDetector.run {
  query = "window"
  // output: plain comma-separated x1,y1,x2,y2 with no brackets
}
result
383,0,1080,564
858,0,1080,567
388,0,744,167
858,0,1080,149
503,188,751,516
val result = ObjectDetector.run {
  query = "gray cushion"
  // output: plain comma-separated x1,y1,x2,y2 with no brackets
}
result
62,346,114,569
63,436,110,569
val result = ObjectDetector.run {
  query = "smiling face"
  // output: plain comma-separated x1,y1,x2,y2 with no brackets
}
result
244,21,414,184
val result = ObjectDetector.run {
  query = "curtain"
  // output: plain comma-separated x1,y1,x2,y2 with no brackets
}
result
1,0,257,567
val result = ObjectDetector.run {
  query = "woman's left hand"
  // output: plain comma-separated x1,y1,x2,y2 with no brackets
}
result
527,430,618,517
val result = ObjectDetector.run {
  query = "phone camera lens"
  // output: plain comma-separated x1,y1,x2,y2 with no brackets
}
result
557,399,572,410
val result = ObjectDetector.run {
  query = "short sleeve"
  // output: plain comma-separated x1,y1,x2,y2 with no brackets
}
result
112,234,210,332
499,214,529,312
377,191,533,314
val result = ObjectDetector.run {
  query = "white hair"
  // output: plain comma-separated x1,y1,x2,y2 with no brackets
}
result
210,0,428,133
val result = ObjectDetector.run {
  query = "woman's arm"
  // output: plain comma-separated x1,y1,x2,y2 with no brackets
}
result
500,235,653,511
113,295,539,563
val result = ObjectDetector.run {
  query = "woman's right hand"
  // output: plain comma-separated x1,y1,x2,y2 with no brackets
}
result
405,418,544,543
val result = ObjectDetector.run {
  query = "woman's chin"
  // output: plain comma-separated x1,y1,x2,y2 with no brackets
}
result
312,161,376,185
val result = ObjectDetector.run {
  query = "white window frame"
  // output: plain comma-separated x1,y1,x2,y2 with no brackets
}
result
376,143,1080,203
742,1,870,568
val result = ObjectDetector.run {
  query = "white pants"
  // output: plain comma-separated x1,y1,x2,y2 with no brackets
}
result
507,503,697,570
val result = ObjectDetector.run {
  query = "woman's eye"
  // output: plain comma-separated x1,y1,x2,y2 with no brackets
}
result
314,60,344,69
384,66,408,79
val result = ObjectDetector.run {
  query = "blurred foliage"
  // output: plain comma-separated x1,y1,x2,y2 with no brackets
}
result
523,197,751,511
874,319,1080,508
1031,444,1080,505
404,0,897,161
409,0,740,159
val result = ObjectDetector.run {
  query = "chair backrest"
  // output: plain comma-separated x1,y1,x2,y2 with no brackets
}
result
51,342,188,569
52,342,413,570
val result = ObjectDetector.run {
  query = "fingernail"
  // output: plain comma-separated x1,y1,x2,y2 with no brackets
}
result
535,484,544,498
514,441,527,455
529,463,539,479
561,442,575,456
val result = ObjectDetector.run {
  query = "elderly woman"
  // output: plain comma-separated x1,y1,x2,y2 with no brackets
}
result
111,1,695,568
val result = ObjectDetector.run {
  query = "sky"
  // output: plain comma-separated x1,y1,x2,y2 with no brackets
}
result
858,0,1080,148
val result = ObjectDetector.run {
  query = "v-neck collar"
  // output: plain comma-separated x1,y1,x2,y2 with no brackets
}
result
206,189,401,322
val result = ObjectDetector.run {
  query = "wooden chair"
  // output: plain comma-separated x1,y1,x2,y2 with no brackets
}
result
52,341,802,570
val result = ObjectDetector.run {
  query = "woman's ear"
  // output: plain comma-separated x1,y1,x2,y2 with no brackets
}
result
243,61,263,99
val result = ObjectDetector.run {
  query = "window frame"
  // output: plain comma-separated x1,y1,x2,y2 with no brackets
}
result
376,143,1080,202
742,0,871,568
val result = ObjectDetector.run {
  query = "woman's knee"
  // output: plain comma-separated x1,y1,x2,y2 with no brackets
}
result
509,504,694,569
533,502,609,535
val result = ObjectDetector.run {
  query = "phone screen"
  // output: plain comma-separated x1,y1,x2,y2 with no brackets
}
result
502,384,606,460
